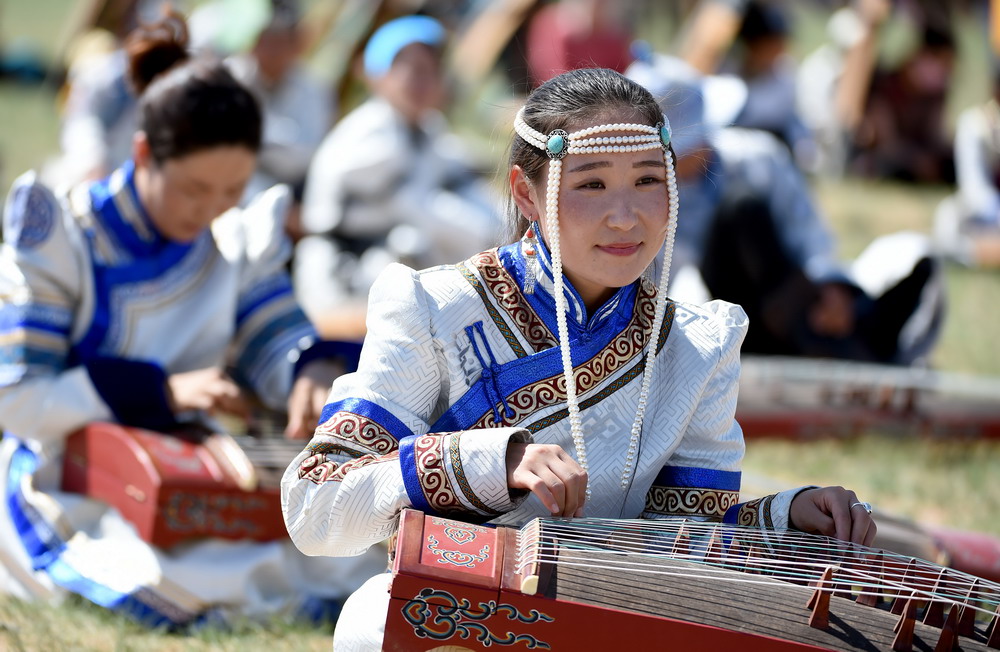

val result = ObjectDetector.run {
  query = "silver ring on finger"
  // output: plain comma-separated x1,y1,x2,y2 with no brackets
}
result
850,501,873,514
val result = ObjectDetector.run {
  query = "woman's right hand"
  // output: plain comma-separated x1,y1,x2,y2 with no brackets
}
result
506,442,588,517
166,368,251,418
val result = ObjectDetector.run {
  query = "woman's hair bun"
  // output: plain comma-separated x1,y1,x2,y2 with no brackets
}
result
125,8,190,95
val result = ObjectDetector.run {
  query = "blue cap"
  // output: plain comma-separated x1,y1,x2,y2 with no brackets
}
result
363,15,446,79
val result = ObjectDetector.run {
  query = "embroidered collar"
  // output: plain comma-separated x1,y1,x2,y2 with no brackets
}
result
514,222,635,332
88,160,194,260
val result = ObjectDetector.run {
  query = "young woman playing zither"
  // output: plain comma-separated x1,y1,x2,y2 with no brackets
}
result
281,67,876,651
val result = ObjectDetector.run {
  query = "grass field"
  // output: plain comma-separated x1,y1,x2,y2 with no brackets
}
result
0,595,333,651
1,1,999,649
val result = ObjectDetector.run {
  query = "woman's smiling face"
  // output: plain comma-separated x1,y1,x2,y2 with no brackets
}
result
512,112,671,312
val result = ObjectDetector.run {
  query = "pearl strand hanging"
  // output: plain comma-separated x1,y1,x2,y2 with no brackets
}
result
620,148,679,488
542,154,591,497
514,108,679,494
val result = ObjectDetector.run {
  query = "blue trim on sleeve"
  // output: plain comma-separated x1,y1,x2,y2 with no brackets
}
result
653,465,741,491
0,301,73,384
723,502,742,524
0,304,73,336
6,319,71,337
399,435,435,515
0,347,67,385
236,310,312,373
84,356,177,431
236,276,295,326
318,397,415,440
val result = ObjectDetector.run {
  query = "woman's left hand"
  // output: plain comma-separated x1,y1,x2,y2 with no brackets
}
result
789,486,877,546
285,359,343,439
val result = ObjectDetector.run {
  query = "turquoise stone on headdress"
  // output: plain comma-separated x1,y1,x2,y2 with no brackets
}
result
545,129,569,159
547,133,565,155
659,124,671,147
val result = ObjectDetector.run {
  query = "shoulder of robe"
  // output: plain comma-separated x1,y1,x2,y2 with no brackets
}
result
3,172,62,251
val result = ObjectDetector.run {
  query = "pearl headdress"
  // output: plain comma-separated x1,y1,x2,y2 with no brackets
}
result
513,107,679,492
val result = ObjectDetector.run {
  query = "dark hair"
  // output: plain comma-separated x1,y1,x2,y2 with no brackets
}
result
505,67,667,242
125,9,262,163
738,2,790,42
921,24,955,53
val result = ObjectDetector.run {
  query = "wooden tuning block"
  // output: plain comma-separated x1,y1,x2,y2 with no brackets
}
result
922,568,951,628
891,559,920,615
986,601,1000,649
891,593,917,652
807,566,836,629
856,549,885,607
956,578,982,638
669,522,688,558
934,605,959,652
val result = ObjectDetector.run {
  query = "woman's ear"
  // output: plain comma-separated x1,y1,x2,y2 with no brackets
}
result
510,165,539,221
132,131,152,170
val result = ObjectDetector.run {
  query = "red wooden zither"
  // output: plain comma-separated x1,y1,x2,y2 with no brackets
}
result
384,510,1000,651
61,422,299,548
736,356,1000,440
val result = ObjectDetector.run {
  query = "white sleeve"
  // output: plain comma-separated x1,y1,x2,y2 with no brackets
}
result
282,264,529,558
300,105,408,236
662,302,748,480
0,173,115,445
656,301,803,530
955,107,1000,222
226,184,316,409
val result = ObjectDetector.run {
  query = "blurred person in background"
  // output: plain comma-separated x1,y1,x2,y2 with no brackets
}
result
43,0,183,187
725,1,816,171
0,10,383,626
45,45,139,186
627,54,945,365
850,21,957,183
796,1,891,177
295,15,501,339
676,0,816,171
200,0,334,237
523,0,635,88
48,0,332,215
934,70,1000,268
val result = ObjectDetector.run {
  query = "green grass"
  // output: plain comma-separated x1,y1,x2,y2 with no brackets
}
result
0,595,332,651
742,435,1000,538
0,84,62,190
